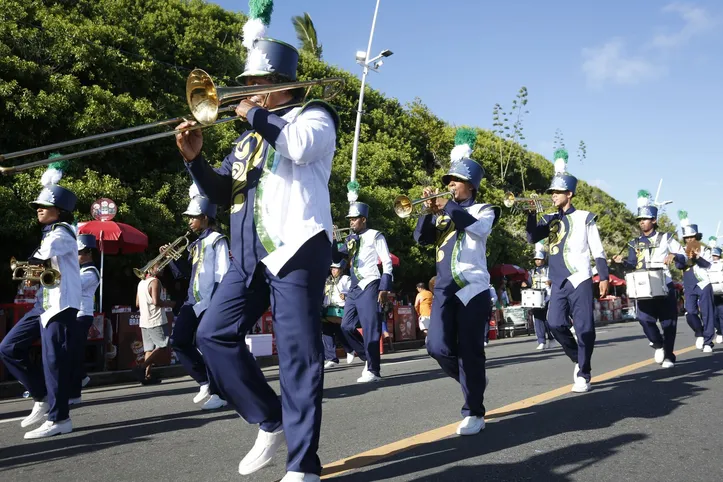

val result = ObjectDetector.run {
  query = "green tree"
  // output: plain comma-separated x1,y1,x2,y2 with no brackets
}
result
292,12,322,59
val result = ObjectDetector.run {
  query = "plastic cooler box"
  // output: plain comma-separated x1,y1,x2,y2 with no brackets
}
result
245,334,274,357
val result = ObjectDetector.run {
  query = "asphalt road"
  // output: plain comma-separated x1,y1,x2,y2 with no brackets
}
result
1,319,722,482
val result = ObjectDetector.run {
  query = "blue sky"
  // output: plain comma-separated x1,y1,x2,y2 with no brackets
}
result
216,1,723,240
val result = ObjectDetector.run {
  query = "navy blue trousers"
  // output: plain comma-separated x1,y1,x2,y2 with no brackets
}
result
532,304,553,344
196,232,329,475
547,279,595,382
684,284,715,345
171,304,218,393
714,298,723,334
322,321,352,362
427,289,490,418
70,315,94,398
0,308,77,422
636,283,678,361
341,280,381,376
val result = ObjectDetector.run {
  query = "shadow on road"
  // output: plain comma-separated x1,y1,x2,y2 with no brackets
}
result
323,353,722,481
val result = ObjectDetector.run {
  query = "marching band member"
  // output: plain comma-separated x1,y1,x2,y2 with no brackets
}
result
69,234,101,404
338,202,394,383
612,190,684,367
521,243,554,350
676,211,715,352
414,128,499,435
168,183,229,410
321,260,355,368
526,149,609,393
709,243,723,344
175,6,339,477
0,164,81,439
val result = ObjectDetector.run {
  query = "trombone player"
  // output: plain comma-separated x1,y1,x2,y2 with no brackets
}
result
175,27,339,480
525,149,609,393
166,182,229,410
413,128,499,436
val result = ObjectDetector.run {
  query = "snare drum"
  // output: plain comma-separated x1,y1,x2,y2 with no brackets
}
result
708,270,723,295
521,289,546,308
322,306,344,324
624,269,668,299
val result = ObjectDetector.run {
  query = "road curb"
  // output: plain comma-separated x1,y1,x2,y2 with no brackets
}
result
0,340,426,400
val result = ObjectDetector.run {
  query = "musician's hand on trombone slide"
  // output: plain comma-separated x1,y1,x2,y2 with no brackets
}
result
235,98,262,120
175,120,203,162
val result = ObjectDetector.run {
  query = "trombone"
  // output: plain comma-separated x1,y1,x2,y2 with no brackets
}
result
10,257,61,288
393,191,454,218
0,69,345,175
133,232,192,279
503,191,552,214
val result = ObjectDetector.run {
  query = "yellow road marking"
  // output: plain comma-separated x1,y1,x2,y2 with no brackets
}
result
320,345,699,479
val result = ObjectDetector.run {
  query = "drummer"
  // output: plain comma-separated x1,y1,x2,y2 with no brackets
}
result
521,243,554,350
612,190,685,367
321,260,355,368
707,242,723,344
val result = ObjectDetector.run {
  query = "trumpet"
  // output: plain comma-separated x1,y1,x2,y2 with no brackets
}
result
393,191,454,218
503,192,552,214
10,257,61,288
332,225,352,242
0,69,345,175
133,232,193,279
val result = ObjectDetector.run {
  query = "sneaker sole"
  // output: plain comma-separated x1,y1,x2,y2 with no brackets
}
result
456,425,485,435
202,402,228,411
24,425,72,440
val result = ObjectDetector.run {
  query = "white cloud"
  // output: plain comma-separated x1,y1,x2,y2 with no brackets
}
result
650,3,716,49
588,179,611,191
582,38,663,87
582,2,718,87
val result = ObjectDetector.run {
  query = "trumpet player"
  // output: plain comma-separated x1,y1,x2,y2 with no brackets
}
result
167,182,229,410
337,202,394,383
612,191,684,368
175,24,338,479
69,234,101,404
0,164,81,439
413,128,499,436
526,149,609,393
675,211,715,352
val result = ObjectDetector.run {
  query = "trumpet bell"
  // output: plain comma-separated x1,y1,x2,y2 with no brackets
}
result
503,191,551,214
393,195,414,219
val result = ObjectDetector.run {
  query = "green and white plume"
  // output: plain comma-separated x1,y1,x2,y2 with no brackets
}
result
709,236,718,249
678,210,690,227
40,155,68,188
553,148,568,174
243,0,274,49
636,189,651,208
451,128,477,162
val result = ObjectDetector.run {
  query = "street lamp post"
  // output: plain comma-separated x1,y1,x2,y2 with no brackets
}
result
348,0,393,201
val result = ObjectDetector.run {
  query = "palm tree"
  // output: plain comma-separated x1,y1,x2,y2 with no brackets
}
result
291,12,322,59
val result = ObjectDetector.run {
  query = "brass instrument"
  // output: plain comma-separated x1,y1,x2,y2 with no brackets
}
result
393,191,454,219
503,191,552,214
0,69,345,175
332,225,352,242
133,232,192,279
10,257,61,288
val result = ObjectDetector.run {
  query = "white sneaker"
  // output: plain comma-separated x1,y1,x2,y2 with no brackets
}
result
695,337,704,350
573,364,581,383
24,419,72,439
324,360,338,369
356,370,381,383
483,342,488,347
346,353,355,364
536,343,545,350
654,348,665,364
703,345,713,353
81,376,91,388
281,472,321,482
571,379,591,393
193,383,211,404
201,394,228,410
68,397,82,405
456,415,485,435
661,359,675,368
648,341,654,347
238,428,285,475
716,335,723,344
21,401,50,428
